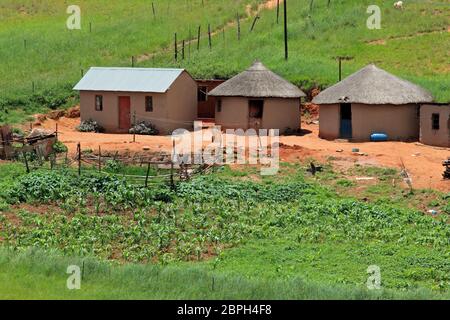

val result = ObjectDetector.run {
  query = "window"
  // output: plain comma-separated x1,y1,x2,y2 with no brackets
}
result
145,96,153,112
217,99,222,112
198,86,208,102
95,95,103,111
432,113,440,130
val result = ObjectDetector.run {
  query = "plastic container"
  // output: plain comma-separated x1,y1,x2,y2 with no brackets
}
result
370,133,388,142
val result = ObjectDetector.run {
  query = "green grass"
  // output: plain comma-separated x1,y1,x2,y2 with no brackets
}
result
1,0,449,124
0,248,447,300
0,161,449,299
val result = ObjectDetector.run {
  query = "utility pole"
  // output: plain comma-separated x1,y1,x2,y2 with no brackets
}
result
284,0,288,60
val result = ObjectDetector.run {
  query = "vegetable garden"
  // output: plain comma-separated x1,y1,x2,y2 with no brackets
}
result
0,162,448,294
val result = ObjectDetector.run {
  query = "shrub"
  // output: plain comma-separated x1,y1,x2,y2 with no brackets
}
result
52,141,68,154
129,121,159,135
77,119,104,133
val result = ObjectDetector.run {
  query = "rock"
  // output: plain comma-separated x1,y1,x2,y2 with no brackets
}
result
65,106,80,118
27,128,53,139
47,110,66,120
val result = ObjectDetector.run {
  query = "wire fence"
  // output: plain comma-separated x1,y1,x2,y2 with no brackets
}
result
16,140,219,190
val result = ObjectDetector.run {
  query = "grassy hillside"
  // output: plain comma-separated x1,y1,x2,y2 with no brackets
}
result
0,0,449,124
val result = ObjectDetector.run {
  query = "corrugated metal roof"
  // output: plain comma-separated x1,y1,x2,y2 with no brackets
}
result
73,67,185,93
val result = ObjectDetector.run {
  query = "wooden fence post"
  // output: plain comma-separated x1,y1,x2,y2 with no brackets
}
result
145,162,151,187
132,111,136,143
276,0,280,24
197,25,201,50
250,16,260,32
77,142,81,176
170,160,175,190
98,146,102,172
182,40,185,59
237,13,241,40
174,33,178,61
23,151,30,173
208,24,212,49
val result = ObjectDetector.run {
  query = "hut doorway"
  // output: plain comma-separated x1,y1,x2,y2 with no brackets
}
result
249,100,264,129
118,96,131,131
340,103,352,139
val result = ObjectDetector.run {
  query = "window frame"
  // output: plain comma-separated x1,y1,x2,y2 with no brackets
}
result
145,96,154,112
95,95,103,111
432,113,440,130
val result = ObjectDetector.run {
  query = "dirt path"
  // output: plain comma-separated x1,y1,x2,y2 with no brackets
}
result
39,117,449,192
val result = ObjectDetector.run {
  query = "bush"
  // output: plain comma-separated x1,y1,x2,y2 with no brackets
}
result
77,119,104,133
129,121,159,135
52,141,68,154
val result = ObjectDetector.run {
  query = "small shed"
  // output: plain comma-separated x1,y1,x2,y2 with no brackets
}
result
420,104,450,147
196,79,225,120
208,61,306,132
313,64,434,141
74,67,198,134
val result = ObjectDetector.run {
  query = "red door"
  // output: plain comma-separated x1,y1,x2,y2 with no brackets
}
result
118,97,131,131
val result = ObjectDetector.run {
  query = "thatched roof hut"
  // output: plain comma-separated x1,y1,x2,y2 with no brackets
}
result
313,64,434,141
208,61,305,131
209,61,306,98
313,64,433,105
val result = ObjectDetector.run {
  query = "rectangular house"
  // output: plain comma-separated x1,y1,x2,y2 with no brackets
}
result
420,104,450,147
74,67,198,135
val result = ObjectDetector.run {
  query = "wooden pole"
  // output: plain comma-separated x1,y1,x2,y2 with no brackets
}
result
276,0,280,24
77,143,81,176
98,146,101,172
339,58,342,81
170,160,175,190
284,0,288,60
250,16,260,32
188,29,192,59
133,111,136,143
197,25,201,50
145,162,151,187
55,123,58,140
152,2,156,17
237,13,241,41
23,151,30,173
170,140,175,189
174,33,178,61
208,24,212,50
182,40,185,59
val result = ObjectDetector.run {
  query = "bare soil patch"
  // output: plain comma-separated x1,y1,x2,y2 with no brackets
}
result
36,115,450,192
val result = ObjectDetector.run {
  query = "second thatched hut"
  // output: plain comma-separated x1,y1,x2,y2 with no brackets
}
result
208,61,306,132
313,64,434,141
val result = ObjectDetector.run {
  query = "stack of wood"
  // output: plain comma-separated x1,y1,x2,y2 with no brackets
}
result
443,158,450,180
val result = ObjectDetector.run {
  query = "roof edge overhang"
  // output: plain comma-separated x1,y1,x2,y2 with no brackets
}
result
208,94,306,99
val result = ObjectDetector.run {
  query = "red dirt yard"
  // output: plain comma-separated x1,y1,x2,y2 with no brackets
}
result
37,116,449,192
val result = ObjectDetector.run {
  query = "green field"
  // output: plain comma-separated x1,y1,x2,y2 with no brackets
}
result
0,161,449,299
0,0,449,124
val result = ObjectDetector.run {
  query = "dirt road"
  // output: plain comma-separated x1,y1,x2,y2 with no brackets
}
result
39,117,449,191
